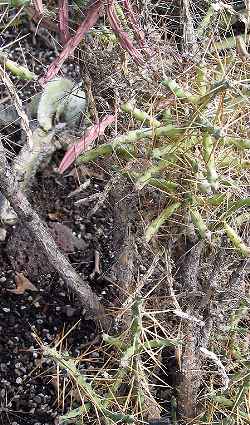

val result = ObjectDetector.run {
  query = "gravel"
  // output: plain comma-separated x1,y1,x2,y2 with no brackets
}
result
0,10,120,425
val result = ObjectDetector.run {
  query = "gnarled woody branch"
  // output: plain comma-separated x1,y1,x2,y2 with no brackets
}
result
0,139,106,326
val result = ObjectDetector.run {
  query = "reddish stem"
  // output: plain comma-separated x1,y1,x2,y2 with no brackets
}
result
59,0,70,44
39,0,102,86
106,0,144,66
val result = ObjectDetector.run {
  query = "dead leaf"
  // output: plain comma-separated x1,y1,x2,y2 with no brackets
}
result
48,211,65,221
8,273,38,294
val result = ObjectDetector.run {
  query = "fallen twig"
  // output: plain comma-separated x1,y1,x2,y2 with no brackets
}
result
90,250,101,279
0,140,106,326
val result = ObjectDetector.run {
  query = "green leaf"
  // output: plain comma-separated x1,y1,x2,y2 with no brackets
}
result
224,222,250,257
190,207,211,240
59,405,90,424
145,202,181,242
9,0,30,6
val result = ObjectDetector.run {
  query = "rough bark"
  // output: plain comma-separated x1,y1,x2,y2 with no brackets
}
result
0,140,106,326
180,0,199,57
177,241,207,419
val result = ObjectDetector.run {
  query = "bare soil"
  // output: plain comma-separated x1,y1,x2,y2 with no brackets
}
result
0,5,249,425
0,155,119,425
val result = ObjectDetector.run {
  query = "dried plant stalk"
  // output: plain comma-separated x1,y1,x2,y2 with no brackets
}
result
0,64,33,147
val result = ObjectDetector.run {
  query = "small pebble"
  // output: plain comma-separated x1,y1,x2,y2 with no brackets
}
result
33,395,42,404
0,363,7,372
65,305,76,318
16,377,22,384
2,307,10,313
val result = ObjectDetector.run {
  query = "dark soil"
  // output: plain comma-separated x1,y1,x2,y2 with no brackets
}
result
1,4,249,425
0,157,118,425
0,15,132,424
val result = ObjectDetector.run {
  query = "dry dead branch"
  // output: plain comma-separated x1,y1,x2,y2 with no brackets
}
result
0,139,107,327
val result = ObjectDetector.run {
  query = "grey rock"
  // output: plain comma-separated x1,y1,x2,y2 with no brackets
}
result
0,363,7,372
33,395,42,404
65,305,76,318
0,227,7,241
2,307,10,313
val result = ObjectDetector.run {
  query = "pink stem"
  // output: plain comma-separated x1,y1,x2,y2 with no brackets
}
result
33,0,44,15
59,114,115,173
106,0,144,66
39,0,102,86
59,0,70,44
122,0,145,47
